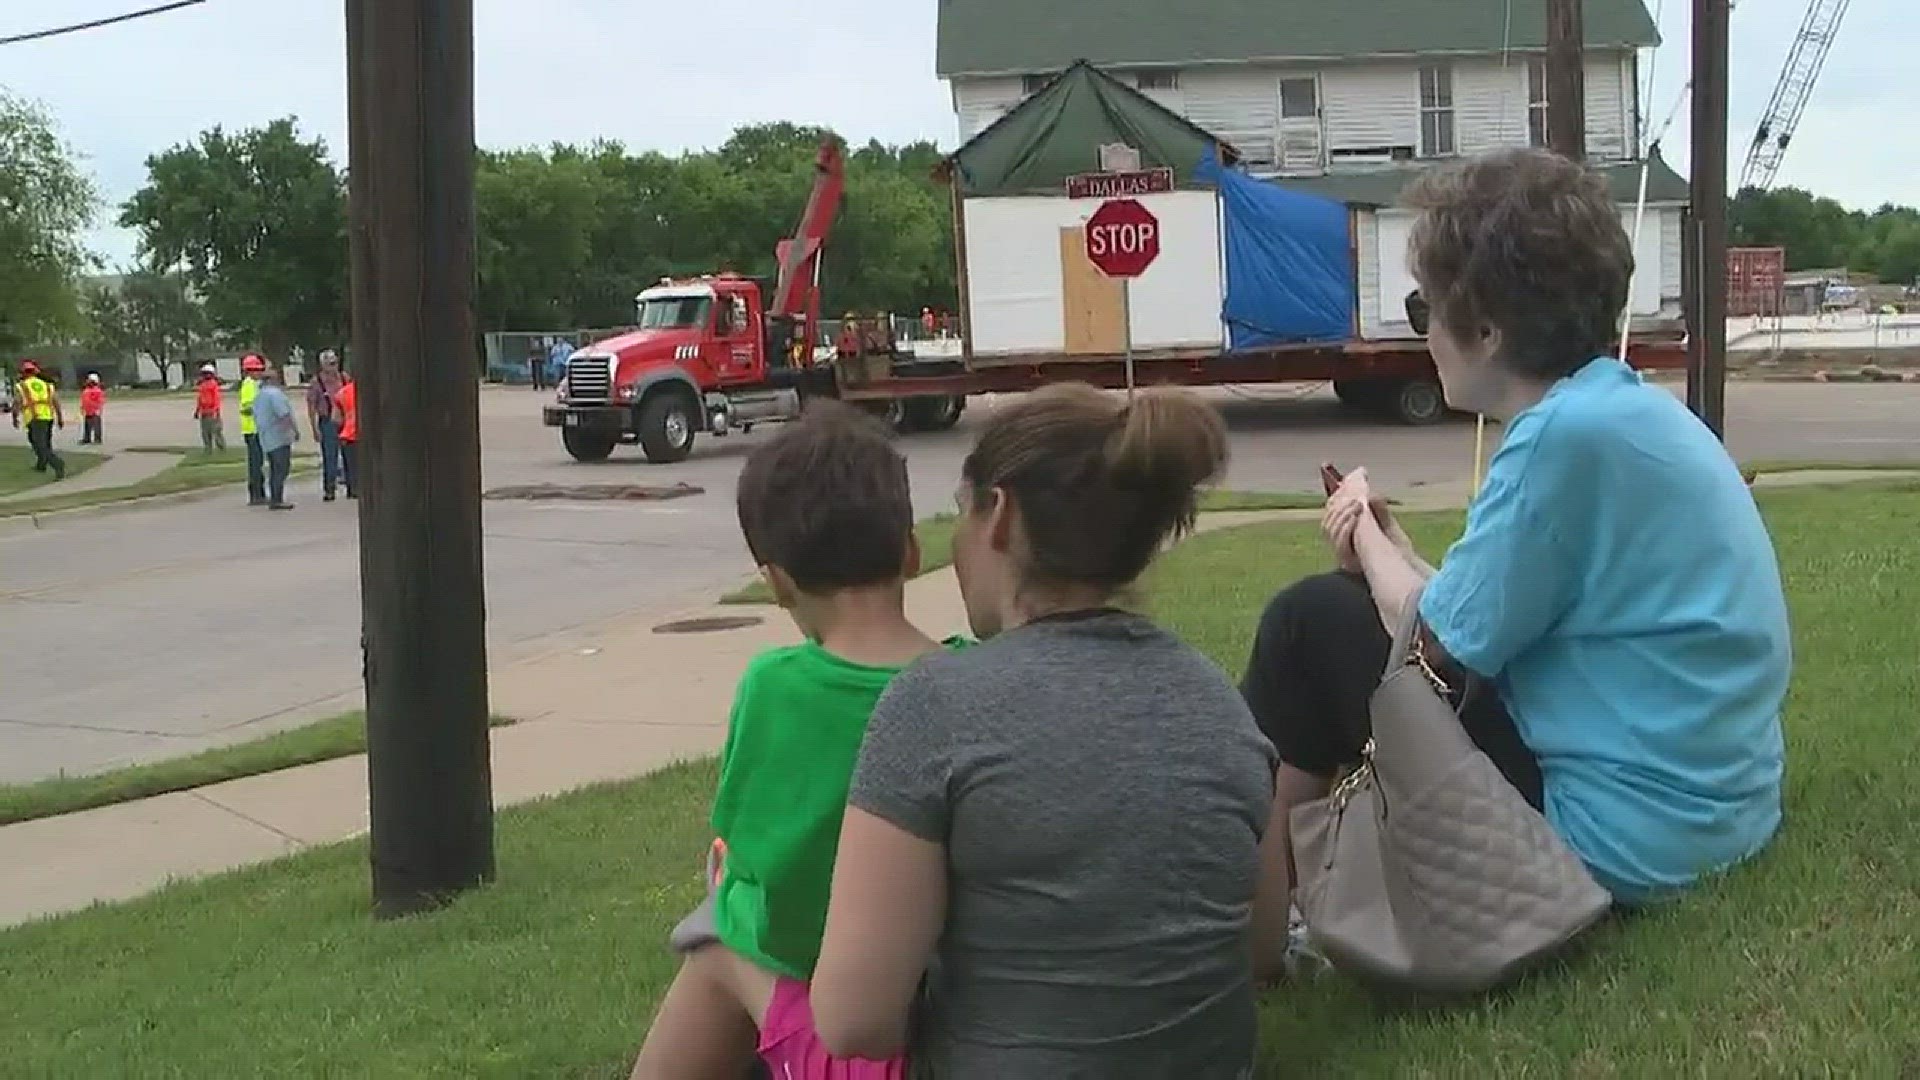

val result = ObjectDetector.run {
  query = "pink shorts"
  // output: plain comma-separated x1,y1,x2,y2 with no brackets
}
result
759,977,907,1079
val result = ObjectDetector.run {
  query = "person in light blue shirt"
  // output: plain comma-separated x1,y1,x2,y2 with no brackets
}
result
1245,148,1790,912
547,337,575,385
252,365,302,511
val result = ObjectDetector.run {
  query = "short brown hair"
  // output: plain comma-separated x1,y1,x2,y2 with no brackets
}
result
1404,148,1634,381
962,384,1227,594
735,402,914,593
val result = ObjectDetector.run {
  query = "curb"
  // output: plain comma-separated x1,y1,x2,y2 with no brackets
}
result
0,463,322,534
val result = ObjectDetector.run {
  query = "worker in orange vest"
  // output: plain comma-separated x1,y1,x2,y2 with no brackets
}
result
334,376,359,499
79,374,106,445
192,364,227,453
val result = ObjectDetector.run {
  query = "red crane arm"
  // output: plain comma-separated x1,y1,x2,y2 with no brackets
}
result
770,139,845,320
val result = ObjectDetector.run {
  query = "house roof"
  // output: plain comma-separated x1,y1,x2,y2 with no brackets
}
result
936,0,1661,77
1271,153,1690,207
940,61,1238,197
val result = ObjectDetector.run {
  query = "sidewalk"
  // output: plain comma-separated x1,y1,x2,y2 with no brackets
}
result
0,450,180,505
0,468,1909,928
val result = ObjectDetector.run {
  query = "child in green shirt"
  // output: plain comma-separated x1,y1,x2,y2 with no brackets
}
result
633,402,949,1079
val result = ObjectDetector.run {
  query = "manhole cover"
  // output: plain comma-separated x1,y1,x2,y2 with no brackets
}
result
484,482,704,502
653,615,765,635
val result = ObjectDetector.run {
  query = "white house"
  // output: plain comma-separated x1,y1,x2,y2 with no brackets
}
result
936,0,1686,348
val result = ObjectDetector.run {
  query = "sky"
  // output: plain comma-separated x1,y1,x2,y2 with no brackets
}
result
1,0,1910,269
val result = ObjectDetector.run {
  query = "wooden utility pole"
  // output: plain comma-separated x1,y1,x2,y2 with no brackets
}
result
345,0,495,918
1688,0,1731,436
1545,0,1587,160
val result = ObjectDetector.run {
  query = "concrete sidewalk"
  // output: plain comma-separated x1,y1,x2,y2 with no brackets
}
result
0,450,180,505
0,468,1908,929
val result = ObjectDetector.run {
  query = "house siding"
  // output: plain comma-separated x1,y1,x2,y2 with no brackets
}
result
951,50,1639,167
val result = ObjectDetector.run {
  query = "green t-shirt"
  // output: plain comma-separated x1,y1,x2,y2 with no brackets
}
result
711,638,962,979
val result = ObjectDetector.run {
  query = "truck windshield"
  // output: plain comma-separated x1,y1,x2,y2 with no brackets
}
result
636,296,712,330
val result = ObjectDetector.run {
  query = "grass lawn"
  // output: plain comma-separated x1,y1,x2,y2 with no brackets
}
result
0,713,514,827
719,489,1324,604
0,448,315,517
1,482,1915,1076
1743,458,1920,475
0,445,104,497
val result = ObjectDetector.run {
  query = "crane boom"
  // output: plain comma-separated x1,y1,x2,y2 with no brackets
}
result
1738,0,1851,192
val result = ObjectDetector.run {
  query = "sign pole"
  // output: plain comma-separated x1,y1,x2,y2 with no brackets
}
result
1122,280,1136,399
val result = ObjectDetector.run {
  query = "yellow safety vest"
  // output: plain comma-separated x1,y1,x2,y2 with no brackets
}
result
239,377,259,436
17,377,56,423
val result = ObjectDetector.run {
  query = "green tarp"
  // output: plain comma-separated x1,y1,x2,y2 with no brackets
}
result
943,62,1232,198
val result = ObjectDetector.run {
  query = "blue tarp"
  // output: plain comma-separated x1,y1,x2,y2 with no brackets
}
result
1197,152,1356,350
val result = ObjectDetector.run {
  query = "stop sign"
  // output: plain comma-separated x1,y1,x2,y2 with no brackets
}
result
1084,199,1161,279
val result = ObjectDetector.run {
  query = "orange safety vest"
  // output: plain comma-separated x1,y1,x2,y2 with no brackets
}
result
335,380,359,443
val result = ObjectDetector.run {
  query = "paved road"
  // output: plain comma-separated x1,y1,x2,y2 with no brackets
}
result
1,382,1913,784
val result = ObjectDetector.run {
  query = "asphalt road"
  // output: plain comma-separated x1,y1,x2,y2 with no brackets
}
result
1,381,1913,784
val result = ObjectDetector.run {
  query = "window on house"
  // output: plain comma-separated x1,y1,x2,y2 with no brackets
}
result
1419,64,1456,157
1022,73,1054,95
1279,76,1318,119
1527,59,1550,147
1135,70,1181,92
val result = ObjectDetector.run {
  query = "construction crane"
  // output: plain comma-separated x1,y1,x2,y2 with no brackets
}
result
1738,0,1852,192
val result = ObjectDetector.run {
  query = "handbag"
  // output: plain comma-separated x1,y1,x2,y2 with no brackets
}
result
1288,584,1612,996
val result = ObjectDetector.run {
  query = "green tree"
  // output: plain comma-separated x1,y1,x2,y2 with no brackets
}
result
120,119,346,363
85,270,209,386
0,93,97,354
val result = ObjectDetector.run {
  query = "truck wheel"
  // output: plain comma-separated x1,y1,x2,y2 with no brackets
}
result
1388,378,1449,426
902,395,965,432
562,428,617,463
638,389,698,464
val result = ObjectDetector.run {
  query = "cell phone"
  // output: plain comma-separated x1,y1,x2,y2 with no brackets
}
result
1320,463,1345,497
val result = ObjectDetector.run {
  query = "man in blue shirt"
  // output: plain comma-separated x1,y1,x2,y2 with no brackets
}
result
547,337,575,387
253,365,302,511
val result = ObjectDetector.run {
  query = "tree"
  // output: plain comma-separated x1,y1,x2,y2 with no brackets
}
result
120,119,347,363
0,93,97,355
85,271,209,386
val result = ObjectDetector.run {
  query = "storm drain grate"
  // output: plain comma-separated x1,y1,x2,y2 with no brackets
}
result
653,615,765,635
484,482,704,502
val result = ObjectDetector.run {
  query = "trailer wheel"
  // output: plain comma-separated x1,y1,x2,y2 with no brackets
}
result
861,398,909,434
562,428,617,463
1388,378,1449,426
902,395,966,432
1331,379,1384,412
638,388,699,464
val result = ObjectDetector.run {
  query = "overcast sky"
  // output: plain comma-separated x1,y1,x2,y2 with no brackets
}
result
2,0,1909,269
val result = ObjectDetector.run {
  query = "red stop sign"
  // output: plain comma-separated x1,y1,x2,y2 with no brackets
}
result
1084,199,1161,279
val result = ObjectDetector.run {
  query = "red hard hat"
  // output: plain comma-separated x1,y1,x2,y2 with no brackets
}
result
241,354,267,373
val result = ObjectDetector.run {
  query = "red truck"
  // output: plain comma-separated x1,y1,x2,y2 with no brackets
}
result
545,139,1687,463
544,142,967,463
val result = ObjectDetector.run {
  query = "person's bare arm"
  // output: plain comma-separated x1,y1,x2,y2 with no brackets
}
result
810,808,946,1061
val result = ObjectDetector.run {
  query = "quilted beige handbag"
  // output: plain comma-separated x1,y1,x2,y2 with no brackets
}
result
1289,585,1612,995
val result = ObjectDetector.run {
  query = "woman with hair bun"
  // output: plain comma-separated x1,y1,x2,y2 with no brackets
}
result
808,384,1278,1079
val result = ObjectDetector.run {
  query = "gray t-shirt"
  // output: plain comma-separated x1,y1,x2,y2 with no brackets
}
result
848,610,1278,1079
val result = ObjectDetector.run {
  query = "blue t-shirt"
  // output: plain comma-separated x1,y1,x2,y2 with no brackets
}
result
1421,357,1791,903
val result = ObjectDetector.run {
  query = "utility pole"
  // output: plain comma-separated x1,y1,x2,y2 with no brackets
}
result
345,0,495,919
1689,0,1731,436
1545,0,1587,161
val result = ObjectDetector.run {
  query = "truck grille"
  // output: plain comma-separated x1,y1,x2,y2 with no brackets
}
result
566,355,612,402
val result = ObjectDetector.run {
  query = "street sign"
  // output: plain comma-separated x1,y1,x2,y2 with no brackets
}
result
1066,167,1175,200
1084,199,1161,279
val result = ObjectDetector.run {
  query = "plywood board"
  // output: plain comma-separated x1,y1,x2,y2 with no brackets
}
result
1059,226,1126,355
